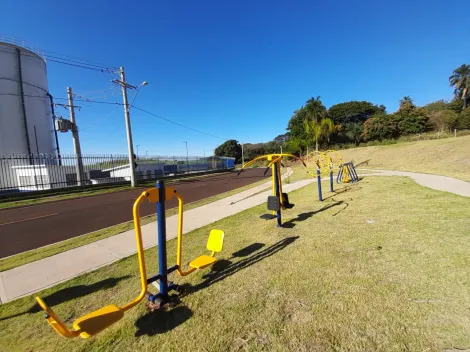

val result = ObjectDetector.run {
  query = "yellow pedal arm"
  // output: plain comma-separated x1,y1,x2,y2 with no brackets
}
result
120,192,150,311
35,296,81,338
175,192,196,276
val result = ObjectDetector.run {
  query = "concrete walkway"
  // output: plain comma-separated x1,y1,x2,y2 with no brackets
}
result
360,169,470,197
0,168,315,303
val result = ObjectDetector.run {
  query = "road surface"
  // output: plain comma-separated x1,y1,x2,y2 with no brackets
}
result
0,169,270,258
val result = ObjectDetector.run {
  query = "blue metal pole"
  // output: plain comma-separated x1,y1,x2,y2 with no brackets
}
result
350,164,359,182
156,180,168,297
317,169,323,201
273,162,282,227
330,170,334,192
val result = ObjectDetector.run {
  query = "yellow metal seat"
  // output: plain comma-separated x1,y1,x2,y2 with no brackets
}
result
189,255,216,269
73,304,124,338
188,229,224,270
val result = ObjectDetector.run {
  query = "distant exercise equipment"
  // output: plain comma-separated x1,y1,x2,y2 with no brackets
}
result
238,154,306,227
35,180,224,339
305,151,334,201
337,162,359,183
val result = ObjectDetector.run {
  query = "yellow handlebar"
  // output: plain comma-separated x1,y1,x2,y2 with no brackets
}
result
175,192,197,276
120,192,149,311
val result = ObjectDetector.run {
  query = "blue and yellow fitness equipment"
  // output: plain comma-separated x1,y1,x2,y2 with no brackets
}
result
305,151,334,201
337,162,359,183
35,180,224,339
238,154,306,227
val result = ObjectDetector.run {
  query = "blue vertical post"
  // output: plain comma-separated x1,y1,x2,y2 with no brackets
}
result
317,169,323,201
273,162,282,227
336,165,342,184
156,180,168,296
330,170,334,192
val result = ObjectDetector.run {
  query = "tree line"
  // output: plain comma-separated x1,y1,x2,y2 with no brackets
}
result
216,64,470,162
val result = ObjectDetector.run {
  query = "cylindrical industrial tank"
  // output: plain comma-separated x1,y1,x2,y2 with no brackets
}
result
0,38,55,156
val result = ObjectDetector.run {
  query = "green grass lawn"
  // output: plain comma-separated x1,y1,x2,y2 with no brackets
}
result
0,174,273,272
340,135,470,181
1,176,469,351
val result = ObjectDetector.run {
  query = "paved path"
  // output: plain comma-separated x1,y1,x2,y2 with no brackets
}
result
359,169,470,197
0,168,316,303
0,168,270,258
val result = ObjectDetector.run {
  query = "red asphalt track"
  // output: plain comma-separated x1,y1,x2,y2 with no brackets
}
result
0,168,270,259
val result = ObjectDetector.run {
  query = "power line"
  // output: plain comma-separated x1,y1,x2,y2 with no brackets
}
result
43,54,116,70
0,93,123,106
45,58,117,73
132,106,229,141
40,48,119,70
0,47,118,73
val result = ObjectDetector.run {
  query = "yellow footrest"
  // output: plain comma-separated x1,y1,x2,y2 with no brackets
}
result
73,304,124,338
189,255,216,269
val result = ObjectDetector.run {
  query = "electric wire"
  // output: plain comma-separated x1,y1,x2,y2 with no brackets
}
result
131,106,228,141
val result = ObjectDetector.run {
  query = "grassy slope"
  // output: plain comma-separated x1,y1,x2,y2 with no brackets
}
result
0,175,272,272
1,177,469,351
339,135,470,181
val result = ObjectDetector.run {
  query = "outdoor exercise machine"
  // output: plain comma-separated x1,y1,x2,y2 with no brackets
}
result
305,151,335,201
35,180,224,339
337,161,359,183
238,153,306,227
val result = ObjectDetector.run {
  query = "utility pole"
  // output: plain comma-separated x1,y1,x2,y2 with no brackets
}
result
280,145,283,154
241,141,244,165
67,87,84,186
118,67,136,187
183,141,189,172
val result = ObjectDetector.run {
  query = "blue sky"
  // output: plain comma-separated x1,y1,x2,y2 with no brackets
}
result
2,0,469,156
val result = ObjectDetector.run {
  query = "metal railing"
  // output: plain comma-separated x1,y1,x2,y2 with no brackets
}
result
0,153,235,195
0,35,46,61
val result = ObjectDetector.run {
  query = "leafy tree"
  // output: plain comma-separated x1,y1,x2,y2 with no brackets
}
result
449,64,470,109
285,137,307,155
215,139,242,163
344,122,363,146
447,98,464,113
423,100,448,113
273,133,289,144
286,108,308,140
392,97,430,135
328,101,385,125
429,110,459,132
393,108,430,135
458,107,470,129
361,113,399,141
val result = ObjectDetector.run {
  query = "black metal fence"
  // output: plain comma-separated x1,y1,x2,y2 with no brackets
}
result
0,153,235,195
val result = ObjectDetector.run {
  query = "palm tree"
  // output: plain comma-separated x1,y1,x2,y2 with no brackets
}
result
304,117,335,152
302,97,331,152
321,118,335,144
304,96,327,122
399,96,415,110
449,64,470,109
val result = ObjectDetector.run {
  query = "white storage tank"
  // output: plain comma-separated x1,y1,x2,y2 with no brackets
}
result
0,37,55,156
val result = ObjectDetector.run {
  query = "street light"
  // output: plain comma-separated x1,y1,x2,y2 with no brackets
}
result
183,141,189,173
136,144,140,157
129,81,148,111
